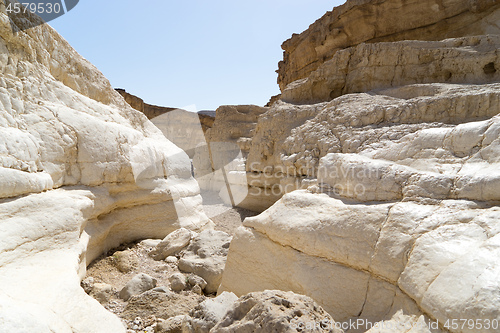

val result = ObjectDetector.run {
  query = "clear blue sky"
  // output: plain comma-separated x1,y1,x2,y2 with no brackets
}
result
50,1,344,111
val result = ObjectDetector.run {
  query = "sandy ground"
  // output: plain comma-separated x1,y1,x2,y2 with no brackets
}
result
83,191,260,332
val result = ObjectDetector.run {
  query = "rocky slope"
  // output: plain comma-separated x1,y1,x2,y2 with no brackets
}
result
278,0,500,91
0,5,211,333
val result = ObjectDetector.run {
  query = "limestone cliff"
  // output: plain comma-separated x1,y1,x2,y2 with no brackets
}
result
278,0,500,91
222,83,500,332
219,1,500,332
282,36,500,104
0,5,211,333
115,89,176,119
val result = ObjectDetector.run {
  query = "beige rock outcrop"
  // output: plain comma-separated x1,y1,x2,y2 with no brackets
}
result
0,5,211,333
211,290,343,333
244,82,500,208
116,90,215,158
278,0,500,90
222,86,500,331
115,88,177,119
193,105,269,210
282,35,500,104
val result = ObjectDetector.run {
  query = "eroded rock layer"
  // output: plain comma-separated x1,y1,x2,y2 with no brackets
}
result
0,5,211,333
193,105,270,211
278,0,500,90
220,4,500,332
282,35,500,104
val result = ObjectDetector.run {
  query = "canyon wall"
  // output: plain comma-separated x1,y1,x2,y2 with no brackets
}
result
192,105,273,211
219,1,500,332
116,89,215,158
0,5,211,333
278,0,500,91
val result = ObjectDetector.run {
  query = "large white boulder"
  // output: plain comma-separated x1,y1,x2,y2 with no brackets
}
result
220,79,500,333
220,190,500,332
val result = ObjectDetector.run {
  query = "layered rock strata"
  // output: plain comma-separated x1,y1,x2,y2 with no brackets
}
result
0,6,210,333
116,90,215,158
222,84,500,331
282,35,500,104
220,2,500,332
193,105,270,211
278,0,500,90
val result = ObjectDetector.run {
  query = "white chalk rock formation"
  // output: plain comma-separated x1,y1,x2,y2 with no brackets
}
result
221,99,500,331
221,40,500,333
246,82,500,207
0,6,211,333
221,190,500,332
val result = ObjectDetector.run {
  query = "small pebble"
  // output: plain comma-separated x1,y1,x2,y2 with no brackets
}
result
165,256,178,264
192,284,203,295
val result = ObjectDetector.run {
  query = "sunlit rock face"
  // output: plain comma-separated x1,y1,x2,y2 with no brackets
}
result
220,1,500,332
210,33,500,213
282,36,500,104
277,0,500,91
192,105,271,212
0,6,211,333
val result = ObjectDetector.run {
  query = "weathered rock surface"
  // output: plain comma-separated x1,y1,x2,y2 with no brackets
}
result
221,190,500,331
114,249,139,273
210,290,342,333
193,105,268,210
221,11,500,331
182,292,239,332
178,230,232,294
182,290,342,333
122,290,203,321
90,283,116,304
119,273,157,301
282,36,500,104
116,90,215,134
169,273,188,292
150,228,193,261
115,88,176,120
278,0,500,90
245,82,500,206
0,5,211,333
116,89,215,158
156,315,187,333
151,109,212,159
187,274,208,291
221,102,500,331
